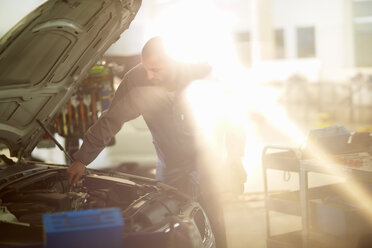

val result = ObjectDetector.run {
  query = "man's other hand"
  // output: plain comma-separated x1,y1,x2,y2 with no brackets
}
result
67,161,86,186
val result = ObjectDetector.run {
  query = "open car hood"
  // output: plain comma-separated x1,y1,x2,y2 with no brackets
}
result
0,0,141,158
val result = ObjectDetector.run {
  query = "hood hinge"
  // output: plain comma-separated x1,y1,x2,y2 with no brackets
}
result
37,119,73,165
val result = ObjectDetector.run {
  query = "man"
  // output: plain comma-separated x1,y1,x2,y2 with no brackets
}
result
67,36,246,248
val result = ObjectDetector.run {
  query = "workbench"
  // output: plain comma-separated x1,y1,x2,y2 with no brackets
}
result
262,146,372,248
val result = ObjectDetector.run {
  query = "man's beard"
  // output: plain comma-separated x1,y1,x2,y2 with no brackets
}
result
152,75,176,91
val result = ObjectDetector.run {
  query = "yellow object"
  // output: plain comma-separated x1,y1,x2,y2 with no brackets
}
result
357,126,372,133
316,112,333,129
90,65,108,75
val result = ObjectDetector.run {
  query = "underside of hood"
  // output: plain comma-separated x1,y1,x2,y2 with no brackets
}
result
0,0,141,158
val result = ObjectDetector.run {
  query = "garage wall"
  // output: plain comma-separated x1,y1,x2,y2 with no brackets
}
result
0,0,45,37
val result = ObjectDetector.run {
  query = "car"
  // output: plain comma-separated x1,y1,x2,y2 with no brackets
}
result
0,0,215,247
0,161,214,247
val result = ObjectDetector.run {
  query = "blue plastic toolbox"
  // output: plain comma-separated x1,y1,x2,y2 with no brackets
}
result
43,208,124,248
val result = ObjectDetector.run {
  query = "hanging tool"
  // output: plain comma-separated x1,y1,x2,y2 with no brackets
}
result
101,84,111,110
67,100,74,135
79,97,86,133
91,92,98,122
70,95,80,134
55,115,62,135
96,90,103,116
83,94,92,127
61,107,68,136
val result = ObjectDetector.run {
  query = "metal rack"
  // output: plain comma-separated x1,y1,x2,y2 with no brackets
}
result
262,146,372,248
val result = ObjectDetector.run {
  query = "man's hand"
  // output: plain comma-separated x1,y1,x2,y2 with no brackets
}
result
67,161,86,186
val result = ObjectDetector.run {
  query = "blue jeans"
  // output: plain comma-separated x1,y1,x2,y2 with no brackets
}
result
156,163,200,200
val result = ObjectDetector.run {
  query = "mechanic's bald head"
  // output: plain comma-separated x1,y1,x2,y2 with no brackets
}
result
141,37,176,86
141,36,170,61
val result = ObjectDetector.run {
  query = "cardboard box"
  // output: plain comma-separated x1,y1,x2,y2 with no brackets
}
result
310,198,372,237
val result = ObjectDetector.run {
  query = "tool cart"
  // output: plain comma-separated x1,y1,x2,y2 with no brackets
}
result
262,126,372,248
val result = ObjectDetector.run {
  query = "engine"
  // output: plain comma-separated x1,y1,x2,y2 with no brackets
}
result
0,170,156,228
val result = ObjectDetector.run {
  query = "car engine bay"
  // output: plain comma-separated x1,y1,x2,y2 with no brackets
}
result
0,167,196,242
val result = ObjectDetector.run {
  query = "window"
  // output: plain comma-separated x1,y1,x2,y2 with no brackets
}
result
234,32,251,67
353,0,372,66
297,27,316,58
274,29,285,59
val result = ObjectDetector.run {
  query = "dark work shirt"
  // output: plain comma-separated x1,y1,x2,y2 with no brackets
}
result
73,62,215,177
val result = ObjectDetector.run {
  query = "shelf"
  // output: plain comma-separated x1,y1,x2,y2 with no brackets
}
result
263,146,372,182
263,150,300,172
301,158,372,183
267,230,361,248
266,191,301,216
266,183,346,216
266,231,302,248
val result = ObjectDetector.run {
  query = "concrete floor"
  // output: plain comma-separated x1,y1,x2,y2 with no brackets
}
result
223,195,302,248
224,197,268,248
